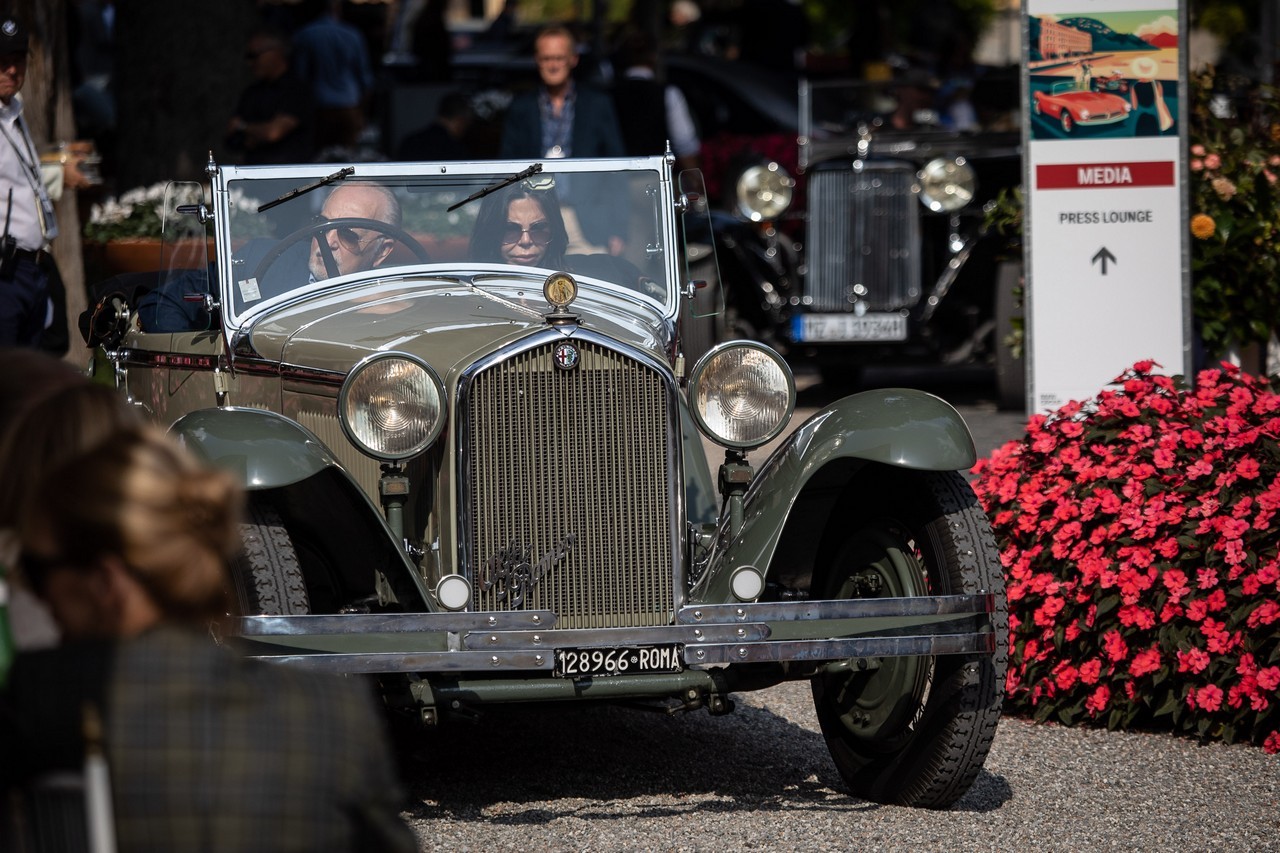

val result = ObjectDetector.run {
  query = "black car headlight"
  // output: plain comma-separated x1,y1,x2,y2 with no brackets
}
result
339,353,445,461
917,156,976,213
689,342,795,449
734,162,794,222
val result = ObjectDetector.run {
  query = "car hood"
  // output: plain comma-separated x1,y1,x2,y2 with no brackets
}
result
242,275,670,381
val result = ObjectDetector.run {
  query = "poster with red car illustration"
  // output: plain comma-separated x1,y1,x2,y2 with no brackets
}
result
1022,1,1189,413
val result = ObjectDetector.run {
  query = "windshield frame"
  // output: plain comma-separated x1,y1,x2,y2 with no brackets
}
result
209,156,682,331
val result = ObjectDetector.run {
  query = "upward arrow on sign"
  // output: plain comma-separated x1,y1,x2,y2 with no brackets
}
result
1092,247,1117,274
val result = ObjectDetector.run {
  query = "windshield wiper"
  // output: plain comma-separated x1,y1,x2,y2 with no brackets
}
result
447,163,542,213
258,166,355,213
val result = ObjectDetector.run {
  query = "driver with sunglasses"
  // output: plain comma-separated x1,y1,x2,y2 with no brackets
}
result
306,183,400,281
133,183,401,333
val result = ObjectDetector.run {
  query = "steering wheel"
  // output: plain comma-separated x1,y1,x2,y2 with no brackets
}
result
252,216,432,283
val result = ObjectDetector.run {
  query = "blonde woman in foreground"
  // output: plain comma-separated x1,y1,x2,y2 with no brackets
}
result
1,419,416,853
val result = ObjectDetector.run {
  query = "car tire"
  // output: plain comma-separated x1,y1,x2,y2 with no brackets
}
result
810,469,1007,809
233,502,312,616
1060,112,1074,133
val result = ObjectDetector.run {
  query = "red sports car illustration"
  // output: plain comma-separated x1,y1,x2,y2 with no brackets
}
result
1033,81,1132,133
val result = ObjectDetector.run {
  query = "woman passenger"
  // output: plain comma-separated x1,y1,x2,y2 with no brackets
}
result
469,182,569,268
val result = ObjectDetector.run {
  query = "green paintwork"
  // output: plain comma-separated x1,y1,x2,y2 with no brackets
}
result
696,387,976,601
169,407,343,489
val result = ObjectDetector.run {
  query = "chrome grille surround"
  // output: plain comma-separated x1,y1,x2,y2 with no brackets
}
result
458,330,682,629
805,160,922,312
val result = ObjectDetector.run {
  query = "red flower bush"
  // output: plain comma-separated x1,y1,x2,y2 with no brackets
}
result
971,361,1280,750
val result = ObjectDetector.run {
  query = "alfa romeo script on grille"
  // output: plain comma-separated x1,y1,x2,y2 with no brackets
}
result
554,645,683,678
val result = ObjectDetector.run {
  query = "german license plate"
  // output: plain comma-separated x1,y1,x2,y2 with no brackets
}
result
793,313,908,342
554,645,683,678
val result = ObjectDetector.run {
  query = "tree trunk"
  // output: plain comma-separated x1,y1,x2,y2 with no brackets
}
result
15,0,85,363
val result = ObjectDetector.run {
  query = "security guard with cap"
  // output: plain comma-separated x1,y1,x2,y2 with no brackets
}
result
0,16,88,348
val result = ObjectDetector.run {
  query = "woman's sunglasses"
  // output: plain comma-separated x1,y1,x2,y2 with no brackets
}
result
313,216,379,253
501,221,553,247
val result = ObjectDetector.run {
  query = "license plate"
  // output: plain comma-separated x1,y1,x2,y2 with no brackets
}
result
554,645,683,678
793,313,908,342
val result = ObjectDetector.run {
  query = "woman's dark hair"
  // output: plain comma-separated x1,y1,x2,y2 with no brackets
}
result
468,182,569,268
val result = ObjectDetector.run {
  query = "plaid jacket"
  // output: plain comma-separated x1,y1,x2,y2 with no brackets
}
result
2,625,417,853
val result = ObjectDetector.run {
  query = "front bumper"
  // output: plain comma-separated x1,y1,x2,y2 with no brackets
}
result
234,592,996,674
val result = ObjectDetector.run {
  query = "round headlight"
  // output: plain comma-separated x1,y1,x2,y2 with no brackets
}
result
917,157,976,213
339,354,445,461
734,162,794,222
689,343,795,449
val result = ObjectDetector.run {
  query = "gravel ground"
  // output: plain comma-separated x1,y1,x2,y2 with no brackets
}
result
399,371,1278,850
398,681,1280,851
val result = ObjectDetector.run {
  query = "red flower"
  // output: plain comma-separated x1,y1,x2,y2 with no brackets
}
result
1177,647,1211,674
1118,604,1156,630
1079,659,1103,684
1085,685,1111,715
974,361,1280,751
1264,732,1280,754
1247,600,1280,628
1129,647,1162,677
1103,629,1129,662
1054,662,1079,691
1162,568,1190,598
1192,684,1224,712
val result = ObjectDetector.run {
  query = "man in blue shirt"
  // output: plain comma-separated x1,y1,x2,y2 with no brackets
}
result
290,0,374,154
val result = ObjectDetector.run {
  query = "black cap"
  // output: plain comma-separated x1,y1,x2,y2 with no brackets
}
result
0,18,28,54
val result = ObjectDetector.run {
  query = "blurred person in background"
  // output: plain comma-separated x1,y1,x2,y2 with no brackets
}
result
0,412,417,852
226,28,316,165
499,24,624,162
0,15,92,351
611,29,700,172
500,25,626,255
291,0,375,154
395,90,473,161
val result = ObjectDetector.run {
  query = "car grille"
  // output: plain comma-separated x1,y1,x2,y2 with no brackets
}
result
461,336,676,629
805,162,921,312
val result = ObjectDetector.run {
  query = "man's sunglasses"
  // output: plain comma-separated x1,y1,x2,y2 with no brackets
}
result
501,221,553,247
313,216,380,253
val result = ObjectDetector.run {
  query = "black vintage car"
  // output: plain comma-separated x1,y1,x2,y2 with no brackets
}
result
677,64,1024,403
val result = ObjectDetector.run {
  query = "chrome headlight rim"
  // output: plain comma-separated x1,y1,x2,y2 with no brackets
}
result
734,161,795,222
338,352,446,462
688,341,796,450
916,156,976,214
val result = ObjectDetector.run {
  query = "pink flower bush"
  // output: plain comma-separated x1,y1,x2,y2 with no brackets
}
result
971,361,1280,751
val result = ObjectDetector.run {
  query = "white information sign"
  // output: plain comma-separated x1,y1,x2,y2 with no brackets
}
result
1022,1,1190,413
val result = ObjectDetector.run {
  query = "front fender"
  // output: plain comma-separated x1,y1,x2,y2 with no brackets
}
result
168,406,344,489
698,388,976,596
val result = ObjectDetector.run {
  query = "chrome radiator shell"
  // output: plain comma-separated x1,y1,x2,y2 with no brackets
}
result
457,330,682,629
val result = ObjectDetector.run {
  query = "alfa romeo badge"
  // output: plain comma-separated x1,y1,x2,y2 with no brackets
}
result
553,341,579,371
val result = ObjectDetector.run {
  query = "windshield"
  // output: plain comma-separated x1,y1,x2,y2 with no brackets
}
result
802,73,1020,138
213,160,673,326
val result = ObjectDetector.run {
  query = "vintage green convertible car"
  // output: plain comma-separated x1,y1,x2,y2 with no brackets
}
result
86,153,1007,809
